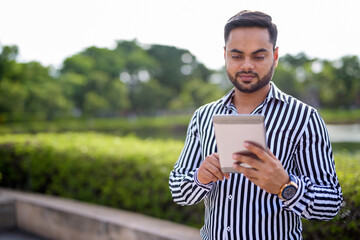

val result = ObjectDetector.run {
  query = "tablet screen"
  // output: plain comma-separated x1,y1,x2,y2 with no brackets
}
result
213,114,267,173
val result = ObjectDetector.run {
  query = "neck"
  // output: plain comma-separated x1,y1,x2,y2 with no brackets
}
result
232,84,271,114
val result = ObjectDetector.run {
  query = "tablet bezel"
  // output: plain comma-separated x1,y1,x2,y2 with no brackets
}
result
213,114,267,173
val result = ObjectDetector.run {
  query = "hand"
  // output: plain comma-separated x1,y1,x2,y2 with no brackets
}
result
232,142,289,194
197,153,230,184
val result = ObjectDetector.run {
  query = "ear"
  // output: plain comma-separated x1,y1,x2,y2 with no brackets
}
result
273,47,279,67
224,46,226,60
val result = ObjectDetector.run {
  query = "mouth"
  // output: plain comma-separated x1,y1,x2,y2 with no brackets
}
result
237,73,256,82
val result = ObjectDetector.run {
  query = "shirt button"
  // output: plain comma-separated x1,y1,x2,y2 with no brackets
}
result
228,195,232,200
227,226,231,232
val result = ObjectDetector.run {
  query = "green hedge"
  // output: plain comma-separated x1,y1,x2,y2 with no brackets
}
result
0,133,204,227
318,109,360,124
0,110,358,137
0,133,359,239
0,115,190,139
302,150,360,240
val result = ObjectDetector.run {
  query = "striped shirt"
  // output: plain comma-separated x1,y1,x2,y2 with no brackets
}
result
169,82,343,240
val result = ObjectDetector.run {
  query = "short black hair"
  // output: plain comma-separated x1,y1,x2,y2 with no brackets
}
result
224,10,278,48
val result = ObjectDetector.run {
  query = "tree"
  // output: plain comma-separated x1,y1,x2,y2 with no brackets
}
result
334,56,360,108
170,79,226,110
147,45,212,92
1,41,359,121
131,79,173,114
20,62,72,120
272,62,302,99
0,45,72,121
316,56,360,108
60,45,131,117
0,80,28,121
0,45,19,81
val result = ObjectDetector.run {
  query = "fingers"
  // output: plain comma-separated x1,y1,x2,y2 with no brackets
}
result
232,143,289,194
232,161,259,179
243,142,268,160
211,153,230,180
197,153,229,184
204,156,224,179
224,172,230,180
232,142,273,169
232,153,261,170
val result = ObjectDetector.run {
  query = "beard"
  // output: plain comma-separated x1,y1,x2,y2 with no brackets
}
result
226,62,275,93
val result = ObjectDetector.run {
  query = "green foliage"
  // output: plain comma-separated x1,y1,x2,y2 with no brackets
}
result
0,45,73,121
0,115,191,140
0,41,218,120
276,53,360,109
61,46,131,117
0,133,204,227
302,151,360,240
0,112,358,141
1,42,360,121
318,109,360,124
131,79,174,113
272,61,302,99
0,133,359,236
171,79,226,110
0,80,28,115
0,45,19,80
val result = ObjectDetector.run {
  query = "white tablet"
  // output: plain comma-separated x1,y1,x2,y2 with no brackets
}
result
213,114,267,173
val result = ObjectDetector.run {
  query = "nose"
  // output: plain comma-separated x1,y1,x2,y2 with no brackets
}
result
241,59,254,72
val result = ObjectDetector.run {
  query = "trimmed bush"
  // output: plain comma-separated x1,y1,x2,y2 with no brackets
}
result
0,115,190,139
0,133,359,238
302,151,360,240
0,133,204,227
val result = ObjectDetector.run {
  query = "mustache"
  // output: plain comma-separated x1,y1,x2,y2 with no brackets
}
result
235,71,259,78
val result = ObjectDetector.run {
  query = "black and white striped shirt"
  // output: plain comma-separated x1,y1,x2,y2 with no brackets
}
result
169,83,343,240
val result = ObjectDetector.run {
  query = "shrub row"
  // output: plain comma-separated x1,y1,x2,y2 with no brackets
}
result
0,110,359,137
0,133,204,227
0,115,190,139
0,133,359,239
318,109,360,124
302,150,360,240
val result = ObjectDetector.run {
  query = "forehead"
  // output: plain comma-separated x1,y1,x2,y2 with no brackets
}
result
226,27,273,52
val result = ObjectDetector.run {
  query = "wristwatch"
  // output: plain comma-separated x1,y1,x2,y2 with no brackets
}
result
278,174,298,201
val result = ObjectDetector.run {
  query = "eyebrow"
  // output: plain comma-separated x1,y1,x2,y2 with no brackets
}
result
230,48,269,55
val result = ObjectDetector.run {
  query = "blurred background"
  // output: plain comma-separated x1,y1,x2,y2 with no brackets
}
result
0,0,359,123
0,0,359,239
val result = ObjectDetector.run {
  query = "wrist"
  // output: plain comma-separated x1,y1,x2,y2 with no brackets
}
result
278,174,298,201
194,169,213,188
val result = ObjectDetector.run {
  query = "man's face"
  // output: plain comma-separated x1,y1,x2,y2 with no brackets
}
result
224,27,279,93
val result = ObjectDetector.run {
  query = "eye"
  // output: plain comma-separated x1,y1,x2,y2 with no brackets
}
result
254,55,265,60
231,55,243,60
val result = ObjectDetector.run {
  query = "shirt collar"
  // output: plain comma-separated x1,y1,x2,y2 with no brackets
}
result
220,82,289,109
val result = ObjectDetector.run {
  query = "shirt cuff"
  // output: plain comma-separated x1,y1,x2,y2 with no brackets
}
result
194,168,214,190
281,174,306,209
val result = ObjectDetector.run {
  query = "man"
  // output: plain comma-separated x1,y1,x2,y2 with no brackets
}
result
169,10,343,240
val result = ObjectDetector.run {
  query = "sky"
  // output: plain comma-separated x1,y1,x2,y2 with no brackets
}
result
1,0,360,70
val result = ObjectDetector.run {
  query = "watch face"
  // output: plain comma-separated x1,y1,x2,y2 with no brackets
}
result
282,185,297,200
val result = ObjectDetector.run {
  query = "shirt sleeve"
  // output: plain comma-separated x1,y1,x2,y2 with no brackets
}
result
282,110,343,220
169,110,213,206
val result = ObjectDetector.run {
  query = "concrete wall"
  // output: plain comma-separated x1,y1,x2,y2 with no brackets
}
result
0,188,201,240
0,197,16,231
